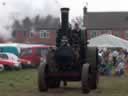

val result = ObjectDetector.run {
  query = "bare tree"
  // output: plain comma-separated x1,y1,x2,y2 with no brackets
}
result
11,15,60,38
33,15,42,31
71,16,83,28
12,19,22,37
22,17,32,32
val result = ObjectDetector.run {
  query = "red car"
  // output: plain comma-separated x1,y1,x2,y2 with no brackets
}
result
0,64,4,71
0,53,21,70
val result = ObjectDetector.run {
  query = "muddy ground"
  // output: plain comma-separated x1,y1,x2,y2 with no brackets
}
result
0,69,128,96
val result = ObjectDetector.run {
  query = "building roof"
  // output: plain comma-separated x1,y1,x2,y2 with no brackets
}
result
85,12,128,30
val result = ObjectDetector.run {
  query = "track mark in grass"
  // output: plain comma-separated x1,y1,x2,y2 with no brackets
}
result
25,76,30,80
95,89,102,94
9,82,15,88
0,80,4,83
8,81,15,88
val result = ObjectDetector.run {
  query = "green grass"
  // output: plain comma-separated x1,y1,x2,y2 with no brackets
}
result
0,69,38,96
0,69,128,96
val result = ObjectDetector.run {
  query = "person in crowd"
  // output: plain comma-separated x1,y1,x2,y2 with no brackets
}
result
112,49,119,66
98,50,106,75
115,61,125,76
124,52,128,73
116,49,125,64
108,50,113,64
115,49,125,76
106,50,113,76
99,48,112,76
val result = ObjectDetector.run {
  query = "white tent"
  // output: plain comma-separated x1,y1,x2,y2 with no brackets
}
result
88,34,128,49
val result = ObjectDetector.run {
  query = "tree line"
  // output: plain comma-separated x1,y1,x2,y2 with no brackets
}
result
11,15,60,37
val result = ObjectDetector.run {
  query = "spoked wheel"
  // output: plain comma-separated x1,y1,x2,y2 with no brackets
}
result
38,63,48,92
81,63,90,93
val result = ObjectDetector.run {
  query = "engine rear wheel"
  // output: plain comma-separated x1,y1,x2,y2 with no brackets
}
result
81,63,90,93
38,63,48,92
86,47,99,89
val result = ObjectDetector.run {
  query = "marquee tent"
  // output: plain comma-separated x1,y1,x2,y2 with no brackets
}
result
88,34,128,49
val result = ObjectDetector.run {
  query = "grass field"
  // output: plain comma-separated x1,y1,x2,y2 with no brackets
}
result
0,69,128,96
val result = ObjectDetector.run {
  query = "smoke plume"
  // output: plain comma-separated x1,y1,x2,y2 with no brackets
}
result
0,0,61,40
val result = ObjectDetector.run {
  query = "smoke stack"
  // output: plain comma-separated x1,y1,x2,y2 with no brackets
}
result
61,8,69,31
84,6,87,14
83,6,87,26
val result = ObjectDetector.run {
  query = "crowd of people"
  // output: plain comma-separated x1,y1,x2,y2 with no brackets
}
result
98,48,128,76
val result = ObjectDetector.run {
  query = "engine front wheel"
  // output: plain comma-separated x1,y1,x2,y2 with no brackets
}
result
81,63,90,93
38,63,48,92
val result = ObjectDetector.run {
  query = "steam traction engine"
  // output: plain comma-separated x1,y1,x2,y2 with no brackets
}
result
38,8,99,93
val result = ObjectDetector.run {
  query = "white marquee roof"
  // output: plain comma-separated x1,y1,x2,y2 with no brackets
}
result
88,34,128,49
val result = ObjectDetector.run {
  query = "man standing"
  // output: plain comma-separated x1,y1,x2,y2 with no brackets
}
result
112,50,119,66
71,23,81,47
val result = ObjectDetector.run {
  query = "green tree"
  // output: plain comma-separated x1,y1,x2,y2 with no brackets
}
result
12,19,22,37
22,17,32,32
33,15,42,31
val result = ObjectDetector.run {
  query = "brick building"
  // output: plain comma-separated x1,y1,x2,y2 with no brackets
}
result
12,28,56,45
84,7,128,40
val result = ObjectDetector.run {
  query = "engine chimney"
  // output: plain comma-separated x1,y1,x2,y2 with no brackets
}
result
83,6,87,27
61,8,69,31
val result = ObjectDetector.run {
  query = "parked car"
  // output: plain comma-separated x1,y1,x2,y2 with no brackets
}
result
0,43,20,56
0,43,50,68
20,45,49,68
19,58,32,68
0,52,22,70
0,64,4,72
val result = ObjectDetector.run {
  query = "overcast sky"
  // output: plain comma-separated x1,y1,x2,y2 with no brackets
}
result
0,0,128,39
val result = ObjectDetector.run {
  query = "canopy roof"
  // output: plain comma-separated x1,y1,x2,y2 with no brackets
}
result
88,34,128,49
